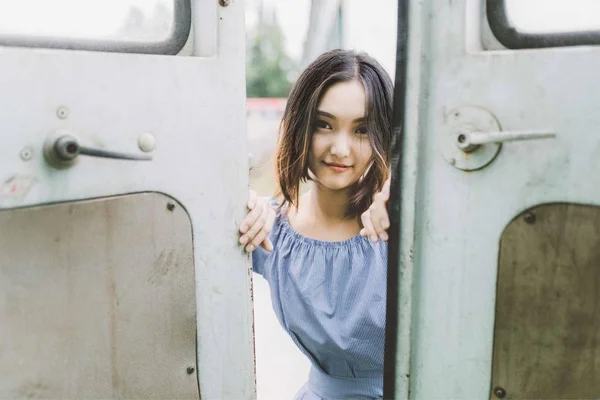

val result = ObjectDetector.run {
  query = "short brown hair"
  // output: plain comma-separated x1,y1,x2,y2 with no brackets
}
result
275,49,394,218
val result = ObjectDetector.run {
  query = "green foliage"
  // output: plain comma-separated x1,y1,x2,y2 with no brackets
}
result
246,19,296,98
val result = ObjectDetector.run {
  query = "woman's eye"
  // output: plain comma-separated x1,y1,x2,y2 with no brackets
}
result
315,120,332,130
355,126,368,135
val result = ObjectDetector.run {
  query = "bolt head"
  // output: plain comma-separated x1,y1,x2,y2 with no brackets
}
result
524,212,536,224
186,366,195,374
494,387,506,399
20,147,34,161
57,107,69,119
167,203,175,211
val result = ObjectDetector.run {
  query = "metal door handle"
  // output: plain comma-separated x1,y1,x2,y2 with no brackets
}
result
44,133,153,167
53,135,153,161
456,130,556,152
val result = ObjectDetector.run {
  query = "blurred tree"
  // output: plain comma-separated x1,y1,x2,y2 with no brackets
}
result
246,4,296,98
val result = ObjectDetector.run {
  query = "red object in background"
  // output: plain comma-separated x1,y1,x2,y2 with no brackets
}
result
247,98,287,119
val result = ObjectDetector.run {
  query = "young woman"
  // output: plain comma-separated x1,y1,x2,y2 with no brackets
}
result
239,49,393,399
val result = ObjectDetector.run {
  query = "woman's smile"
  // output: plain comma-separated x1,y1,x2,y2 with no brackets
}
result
323,161,352,172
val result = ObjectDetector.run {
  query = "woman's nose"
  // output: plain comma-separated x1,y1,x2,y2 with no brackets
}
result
330,132,351,158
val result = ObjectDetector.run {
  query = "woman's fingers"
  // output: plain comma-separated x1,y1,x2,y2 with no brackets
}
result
361,210,379,243
260,237,274,252
240,202,269,251
367,207,389,241
247,190,257,210
239,191,277,253
382,177,391,200
362,181,392,242
370,200,390,241
247,207,276,252
240,200,264,238
240,191,258,235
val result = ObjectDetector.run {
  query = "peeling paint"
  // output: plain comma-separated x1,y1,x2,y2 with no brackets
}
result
1,175,36,200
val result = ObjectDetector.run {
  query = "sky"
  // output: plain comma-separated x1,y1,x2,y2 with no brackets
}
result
0,0,171,38
507,0,600,33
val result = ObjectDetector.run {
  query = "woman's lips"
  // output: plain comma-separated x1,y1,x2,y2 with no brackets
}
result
324,162,351,172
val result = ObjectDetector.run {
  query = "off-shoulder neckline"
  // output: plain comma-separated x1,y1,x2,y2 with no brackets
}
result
279,211,367,248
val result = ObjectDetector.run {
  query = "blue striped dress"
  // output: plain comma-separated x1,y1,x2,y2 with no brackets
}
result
252,208,387,399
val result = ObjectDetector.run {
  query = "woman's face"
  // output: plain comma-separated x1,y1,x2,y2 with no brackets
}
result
308,80,373,192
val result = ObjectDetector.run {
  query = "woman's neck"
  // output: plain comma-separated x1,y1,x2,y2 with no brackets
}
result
288,182,361,241
308,181,350,221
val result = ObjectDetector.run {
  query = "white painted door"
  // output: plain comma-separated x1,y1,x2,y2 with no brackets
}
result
0,1,254,399
391,0,600,399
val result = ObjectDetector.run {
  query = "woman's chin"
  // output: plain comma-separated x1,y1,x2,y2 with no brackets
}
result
314,177,358,192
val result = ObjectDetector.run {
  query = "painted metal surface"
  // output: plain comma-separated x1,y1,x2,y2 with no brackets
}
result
394,0,600,398
441,105,556,171
0,0,255,398
385,0,424,396
492,203,600,400
440,106,503,171
0,193,198,399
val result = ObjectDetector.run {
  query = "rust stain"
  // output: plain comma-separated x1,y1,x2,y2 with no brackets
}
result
104,202,120,397
15,381,51,399
249,269,258,395
148,250,177,285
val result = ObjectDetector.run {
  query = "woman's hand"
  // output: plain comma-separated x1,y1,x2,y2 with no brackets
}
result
239,190,275,252
360,177,391,243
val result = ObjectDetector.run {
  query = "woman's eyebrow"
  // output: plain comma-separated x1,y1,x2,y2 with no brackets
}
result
317,110,336,119
317,110,365,122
